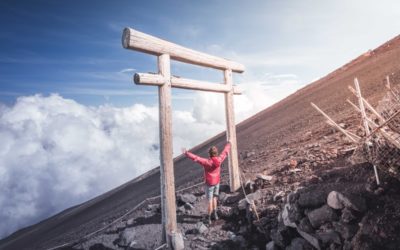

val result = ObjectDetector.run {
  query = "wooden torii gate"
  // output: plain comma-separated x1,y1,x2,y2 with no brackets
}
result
122,27,244,248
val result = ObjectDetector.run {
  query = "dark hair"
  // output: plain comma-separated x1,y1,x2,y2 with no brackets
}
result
209,146,218,157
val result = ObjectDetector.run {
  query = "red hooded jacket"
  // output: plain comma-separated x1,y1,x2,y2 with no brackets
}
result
185,143,231,186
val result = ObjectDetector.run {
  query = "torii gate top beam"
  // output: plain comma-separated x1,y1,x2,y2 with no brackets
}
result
122,27,245,73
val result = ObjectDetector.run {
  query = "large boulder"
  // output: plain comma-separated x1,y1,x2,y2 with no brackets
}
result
298,190,327,208
326,191,366,212
177,193,197,204
307,205,339,228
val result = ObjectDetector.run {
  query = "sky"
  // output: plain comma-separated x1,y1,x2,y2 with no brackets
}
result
1,0,400,239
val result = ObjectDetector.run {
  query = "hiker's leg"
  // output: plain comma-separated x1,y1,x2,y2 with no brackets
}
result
212,183,220,220
208,199,213,215
205,184,213,223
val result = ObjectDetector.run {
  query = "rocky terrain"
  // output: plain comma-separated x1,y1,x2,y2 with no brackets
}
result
1,34,400,250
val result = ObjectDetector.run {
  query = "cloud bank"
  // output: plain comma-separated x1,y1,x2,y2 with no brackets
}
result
0,77,298,238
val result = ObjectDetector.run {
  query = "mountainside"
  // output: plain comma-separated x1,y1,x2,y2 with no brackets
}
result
1,34,400,250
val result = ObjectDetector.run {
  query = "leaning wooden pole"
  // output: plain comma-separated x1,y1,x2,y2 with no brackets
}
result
354,78,380,185
311,102,358,143
158,54,179,247
224,69,241,192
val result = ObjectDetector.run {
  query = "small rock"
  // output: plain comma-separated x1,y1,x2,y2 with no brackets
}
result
286,237,314,250
266,241,279,250
298,217,314,233
256,174,273,181
333,222,359,240
185,228,200,235
307,205,339,228
126,218,135,227
146,203,160,212
144,210,153,218
219,192,228,203
271,226,296,248
177,206,186,214
227,231,236,240
282,204,296,228
341,207,356,223
225,192,242,204
289,168,302,173
178,193,197,204
340,194,366,212
218,206,234,218
184,203,194,210
116,228,135,247
297,228,322,250
317,230,341,246
327,191,344,210
196,222,208,234
273,191,285,202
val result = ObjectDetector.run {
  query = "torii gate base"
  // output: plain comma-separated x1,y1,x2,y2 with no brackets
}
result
122,27,245,249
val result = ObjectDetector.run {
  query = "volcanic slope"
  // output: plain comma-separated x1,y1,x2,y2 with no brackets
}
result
1,34,400,250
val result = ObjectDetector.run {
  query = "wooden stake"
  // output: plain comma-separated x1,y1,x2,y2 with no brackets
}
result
348,86,385,123
158,54,179,247
311,102,358,143
386,75,391,90
354,78,380,185
224,69,241,192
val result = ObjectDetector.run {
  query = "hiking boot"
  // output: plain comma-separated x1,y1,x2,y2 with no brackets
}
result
207,215,212,225
203,214,212,225
213,210,219,220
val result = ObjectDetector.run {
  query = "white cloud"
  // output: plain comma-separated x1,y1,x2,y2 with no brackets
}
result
0,77,300,238
119,68,136,74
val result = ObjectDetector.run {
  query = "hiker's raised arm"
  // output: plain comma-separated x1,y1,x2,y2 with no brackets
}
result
219,142,231,162
185,151,210,166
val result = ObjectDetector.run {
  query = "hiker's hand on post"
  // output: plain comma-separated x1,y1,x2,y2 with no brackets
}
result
181,148,187,154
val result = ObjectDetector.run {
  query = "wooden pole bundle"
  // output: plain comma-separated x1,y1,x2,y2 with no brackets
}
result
354,78,380,185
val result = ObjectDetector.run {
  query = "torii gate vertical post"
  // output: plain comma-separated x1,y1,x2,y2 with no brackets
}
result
122,27,244,248
158,54,177,245
224,69,241,190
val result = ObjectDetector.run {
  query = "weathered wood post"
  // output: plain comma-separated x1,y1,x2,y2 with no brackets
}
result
224,69,241,191
158,54,178,245
122,27,245,248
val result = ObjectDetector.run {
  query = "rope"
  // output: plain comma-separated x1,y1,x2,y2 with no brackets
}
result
239,170,260,222
45,180,206,250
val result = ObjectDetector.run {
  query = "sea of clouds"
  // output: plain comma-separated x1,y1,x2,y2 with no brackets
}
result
0,78,299,238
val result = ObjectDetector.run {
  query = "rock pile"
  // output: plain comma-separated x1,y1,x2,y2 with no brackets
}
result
265,188,368,250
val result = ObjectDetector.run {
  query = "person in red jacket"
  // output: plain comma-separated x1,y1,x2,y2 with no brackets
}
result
182,142,231,224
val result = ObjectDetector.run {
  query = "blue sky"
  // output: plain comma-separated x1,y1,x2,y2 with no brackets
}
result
2,0,399,109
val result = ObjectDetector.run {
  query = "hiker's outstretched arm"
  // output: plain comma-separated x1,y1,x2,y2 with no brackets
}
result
219,142,231,162
185,151,210,166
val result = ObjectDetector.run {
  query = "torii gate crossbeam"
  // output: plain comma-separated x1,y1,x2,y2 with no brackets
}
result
122,27,244,249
